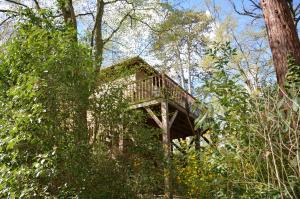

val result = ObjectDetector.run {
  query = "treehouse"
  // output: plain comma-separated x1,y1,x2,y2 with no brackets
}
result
100,57,200,141
99,57,201,198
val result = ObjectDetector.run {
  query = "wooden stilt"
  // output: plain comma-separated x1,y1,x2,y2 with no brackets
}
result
195,131,200,151
161,100,172,199
119,132,124,153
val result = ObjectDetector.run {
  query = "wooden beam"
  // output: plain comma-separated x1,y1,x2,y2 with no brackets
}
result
168,100,197,119
129,99,161,109
145,107,162,128
168,110,178,129
184,107,196,138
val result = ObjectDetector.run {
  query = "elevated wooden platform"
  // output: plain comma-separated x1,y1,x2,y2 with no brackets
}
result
125,74,199,140
124,74,200,199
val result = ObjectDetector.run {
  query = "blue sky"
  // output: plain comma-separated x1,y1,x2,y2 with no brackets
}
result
164,0,262,32
182,0,299,38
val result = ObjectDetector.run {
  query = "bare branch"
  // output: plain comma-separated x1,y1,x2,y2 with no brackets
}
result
5,0,29,8
249,0,260,9
76,12,94,17
228,0,262,19
228,0,300,28
0,9,18,14
103,11,131,45
104,0,133,5
32,0,41,10
0,16,12,26
129,15,159,33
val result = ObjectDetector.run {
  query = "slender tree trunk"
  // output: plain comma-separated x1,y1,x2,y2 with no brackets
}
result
187,42,192,94
261,0,300,94
176,45,186,89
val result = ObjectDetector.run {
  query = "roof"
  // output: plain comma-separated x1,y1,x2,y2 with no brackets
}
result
98,57,159,82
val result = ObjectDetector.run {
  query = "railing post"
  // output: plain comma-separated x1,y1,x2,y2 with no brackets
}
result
162,73,167,99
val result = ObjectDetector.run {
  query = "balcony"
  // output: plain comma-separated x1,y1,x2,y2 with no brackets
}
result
124,74,199,118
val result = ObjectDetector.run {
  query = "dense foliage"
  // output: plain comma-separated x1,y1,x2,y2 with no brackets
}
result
0,23,93,198
173,43,300,198
0,23,164,198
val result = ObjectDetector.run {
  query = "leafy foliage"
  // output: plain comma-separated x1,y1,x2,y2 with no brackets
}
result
182,42,300,199
89,80,165,198
0,22,93,198
0,24,164,197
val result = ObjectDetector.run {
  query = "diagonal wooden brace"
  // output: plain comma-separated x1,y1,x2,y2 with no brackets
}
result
168,110,178,130
145,107,162,128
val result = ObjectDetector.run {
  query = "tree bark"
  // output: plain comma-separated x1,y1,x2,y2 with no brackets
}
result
58,0,77,40
94,0,105,71
261,0,300,94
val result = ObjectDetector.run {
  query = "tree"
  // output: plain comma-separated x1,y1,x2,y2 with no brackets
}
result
0,22,93,198
260,0,300,94
154,9,212,93
0,0,163,69
195,42,300,199
0,19,165,198
0,0,165,145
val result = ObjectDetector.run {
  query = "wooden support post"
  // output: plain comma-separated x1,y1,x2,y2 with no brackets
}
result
195,130,200,151
119,132,124,153
118,117,124,154
195,135,200,150
161,100,172,199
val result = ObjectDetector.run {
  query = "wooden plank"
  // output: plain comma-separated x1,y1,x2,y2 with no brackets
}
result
145,107,162,128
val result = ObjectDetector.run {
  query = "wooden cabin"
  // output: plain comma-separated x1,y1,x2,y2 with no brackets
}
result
100,57,201,198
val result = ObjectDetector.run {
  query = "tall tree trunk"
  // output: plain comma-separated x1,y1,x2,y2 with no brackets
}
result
58,0,77,40
94,0,105,71
58,1,89,143
261,0,300,94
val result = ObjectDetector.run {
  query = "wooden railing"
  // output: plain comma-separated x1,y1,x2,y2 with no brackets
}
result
124,74,199,115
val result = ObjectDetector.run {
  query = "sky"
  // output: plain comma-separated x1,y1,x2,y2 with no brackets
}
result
168,0,300,31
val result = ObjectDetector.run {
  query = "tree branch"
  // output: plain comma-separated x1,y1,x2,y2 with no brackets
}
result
129,15,159,33
0,9,18,14
228,0,263,20
103,11,131,45
76,12,94,17
104,0,133,5
0,16,12,26
32,0,41,10
5,0,29,8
